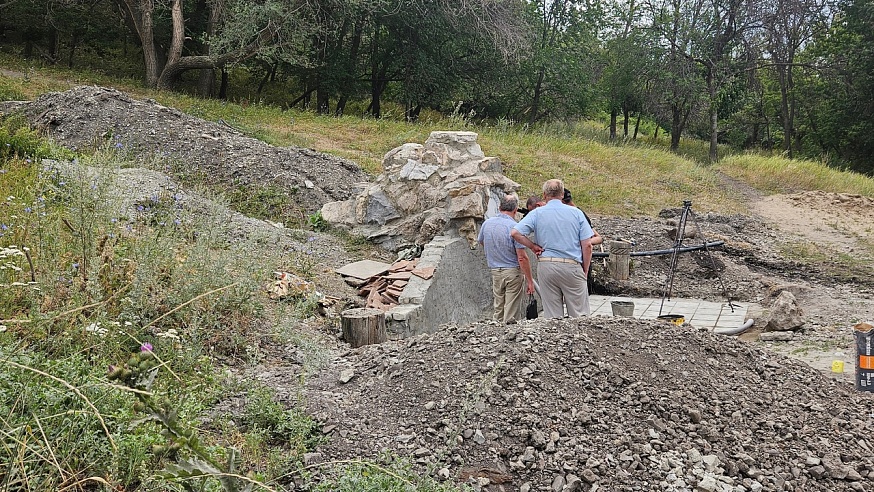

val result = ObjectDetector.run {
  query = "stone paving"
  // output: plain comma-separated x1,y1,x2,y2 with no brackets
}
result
589,294,756,330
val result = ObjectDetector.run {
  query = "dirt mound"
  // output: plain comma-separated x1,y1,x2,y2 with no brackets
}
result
306,317,874,491
1,86,368,213
753,191,874,256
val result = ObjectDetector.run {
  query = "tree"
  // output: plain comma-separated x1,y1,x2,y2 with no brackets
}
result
111,0,302,90
761,0,833,157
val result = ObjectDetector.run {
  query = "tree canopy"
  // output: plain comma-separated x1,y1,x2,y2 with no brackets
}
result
1,0,873,174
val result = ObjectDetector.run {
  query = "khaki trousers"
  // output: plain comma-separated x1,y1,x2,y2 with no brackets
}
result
491,267,524,324
537,262,590,318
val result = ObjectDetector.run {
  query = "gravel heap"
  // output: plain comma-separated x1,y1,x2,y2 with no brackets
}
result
306,317,874,492
1,86,368,212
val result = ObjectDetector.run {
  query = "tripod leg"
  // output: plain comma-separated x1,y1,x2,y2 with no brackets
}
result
659,203,690,316
688,208,736,312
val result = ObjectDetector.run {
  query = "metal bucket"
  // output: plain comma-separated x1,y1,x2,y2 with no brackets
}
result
611,300,635,317
657,314,685,326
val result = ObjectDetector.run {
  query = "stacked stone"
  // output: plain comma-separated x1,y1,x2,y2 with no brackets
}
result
321,131,520,251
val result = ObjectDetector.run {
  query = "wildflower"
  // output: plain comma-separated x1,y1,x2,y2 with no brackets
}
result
115,142,123,148
140,342,153,352
158,221,165,226
308,236,317,242
85,322,108,337
173,219,181,225
111,217,117,223
136,205,144,212
72,262,79,269
24,207,32,213
0,224,7,231
0,325,7,333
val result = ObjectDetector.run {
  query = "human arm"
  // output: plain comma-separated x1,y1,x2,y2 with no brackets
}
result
580,237,593,277
589,229,603,246
516,248,535,295
510,229,543,256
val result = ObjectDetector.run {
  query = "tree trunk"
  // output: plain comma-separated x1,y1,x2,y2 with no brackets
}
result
622,104,630,138
708,65,719,162
341,308,387,348
197,0,222,97
609,107,618,140
670,105,682,151
633,112,641,140
529,68,545,126
219,68,228,99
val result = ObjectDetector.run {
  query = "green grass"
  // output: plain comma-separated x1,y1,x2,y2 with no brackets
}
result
717,154,874,196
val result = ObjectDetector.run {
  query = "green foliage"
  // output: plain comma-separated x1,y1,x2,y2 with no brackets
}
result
243,384,323,450
307,211,329,232
310,455,472,492
0,116,64,161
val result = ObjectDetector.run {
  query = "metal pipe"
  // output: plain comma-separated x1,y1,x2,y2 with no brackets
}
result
591,241,724,258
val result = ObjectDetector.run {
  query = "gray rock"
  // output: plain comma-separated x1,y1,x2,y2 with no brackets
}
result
764,291,805,331
338,369,355,384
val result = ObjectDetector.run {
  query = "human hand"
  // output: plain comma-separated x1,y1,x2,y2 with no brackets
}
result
531,244,544,256
526,280,535,295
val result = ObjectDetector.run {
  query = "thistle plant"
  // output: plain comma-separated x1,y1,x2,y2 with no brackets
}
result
108,343,267,492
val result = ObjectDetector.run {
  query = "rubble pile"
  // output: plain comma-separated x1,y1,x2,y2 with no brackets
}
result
347,259,435,311
0,86,367,212
306,317,874,492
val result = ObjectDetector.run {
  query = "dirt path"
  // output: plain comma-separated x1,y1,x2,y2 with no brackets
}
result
752,191,874,257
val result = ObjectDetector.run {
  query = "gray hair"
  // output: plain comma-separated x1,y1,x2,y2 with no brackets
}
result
499,194,519,212
543,179,564,199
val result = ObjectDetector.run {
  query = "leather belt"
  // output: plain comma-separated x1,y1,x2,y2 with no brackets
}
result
538,257,579,265
490,267,520,271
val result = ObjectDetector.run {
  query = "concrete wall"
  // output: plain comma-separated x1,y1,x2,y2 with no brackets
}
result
386,235,492,337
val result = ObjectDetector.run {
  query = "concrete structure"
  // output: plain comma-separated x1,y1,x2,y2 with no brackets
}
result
589,295,755,330
385,235,492,338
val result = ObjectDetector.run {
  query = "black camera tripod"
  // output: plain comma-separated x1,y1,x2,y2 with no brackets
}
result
659,200,736,316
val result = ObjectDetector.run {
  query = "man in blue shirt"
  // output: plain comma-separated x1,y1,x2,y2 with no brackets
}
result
478,194,536,324
511,179,595,317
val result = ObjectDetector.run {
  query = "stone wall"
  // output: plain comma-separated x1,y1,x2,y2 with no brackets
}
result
323,131,514,336
321,131,520,251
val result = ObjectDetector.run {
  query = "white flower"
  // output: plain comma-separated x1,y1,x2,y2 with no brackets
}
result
0,325,7,333
85,322,108,337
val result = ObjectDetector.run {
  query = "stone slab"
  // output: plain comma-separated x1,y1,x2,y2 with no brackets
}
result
335,260,393,280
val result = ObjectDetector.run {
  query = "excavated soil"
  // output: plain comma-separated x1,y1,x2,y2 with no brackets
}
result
0,86,368,213
3,86,874,491
306,318,874,491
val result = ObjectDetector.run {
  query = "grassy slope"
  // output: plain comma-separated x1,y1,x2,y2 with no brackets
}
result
3,56,871,219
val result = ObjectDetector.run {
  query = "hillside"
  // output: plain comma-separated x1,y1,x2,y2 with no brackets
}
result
1,85,873,491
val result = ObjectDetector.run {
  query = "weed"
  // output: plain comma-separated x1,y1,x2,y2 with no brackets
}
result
307,210,329,232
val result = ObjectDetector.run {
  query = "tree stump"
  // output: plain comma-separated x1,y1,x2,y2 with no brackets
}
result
607,240,631,281
340,308,387,348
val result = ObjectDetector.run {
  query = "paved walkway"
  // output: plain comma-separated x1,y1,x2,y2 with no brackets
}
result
589,295,755,330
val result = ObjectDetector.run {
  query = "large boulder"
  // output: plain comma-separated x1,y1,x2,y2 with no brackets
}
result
321,131,520,250
764,290,806,332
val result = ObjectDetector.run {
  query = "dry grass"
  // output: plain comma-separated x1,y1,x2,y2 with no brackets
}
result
3,57,872,219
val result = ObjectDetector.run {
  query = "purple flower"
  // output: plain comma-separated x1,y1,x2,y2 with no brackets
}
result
115,142,123,148
140,342,153,352
173,219,181,225
72,262,79,269
307,236,316,242
24,207,32,213
0,224,7,231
